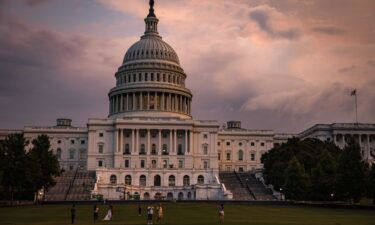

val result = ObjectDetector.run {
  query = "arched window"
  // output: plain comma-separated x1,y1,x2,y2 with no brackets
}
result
168,175,176,187
178,192,184,200
125,175,132,185
144,192,150,200
197,175,204,185
154,175,161,187
167,192,173,200
238,150,244,161
56,148,61,160
140,144,146,155
183,175,190,186
151,144,157,154
110,175,117,185
187,192,192,200
140,175,146,186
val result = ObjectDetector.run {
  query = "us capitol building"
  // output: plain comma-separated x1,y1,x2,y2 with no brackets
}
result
1,1,374,200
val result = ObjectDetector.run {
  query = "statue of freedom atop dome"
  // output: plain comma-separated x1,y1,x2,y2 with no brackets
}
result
148,0,156,17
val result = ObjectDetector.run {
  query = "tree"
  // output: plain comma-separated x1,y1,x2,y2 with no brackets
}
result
335,140,367,203
310,151,337,201
366,164,375,205
28,135,60,200
283,156,310,200
0,133,29,205
262,138,341,194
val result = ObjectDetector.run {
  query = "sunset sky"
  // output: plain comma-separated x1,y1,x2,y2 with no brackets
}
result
0,0,374,133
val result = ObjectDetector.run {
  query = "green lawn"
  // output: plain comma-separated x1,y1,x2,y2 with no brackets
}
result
0,203,374,225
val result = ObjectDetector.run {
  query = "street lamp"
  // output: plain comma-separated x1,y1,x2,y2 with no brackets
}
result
280,188,283,201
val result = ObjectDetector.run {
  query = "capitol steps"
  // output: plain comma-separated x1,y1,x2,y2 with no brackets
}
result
219,172,255,200
44,170,96,201
237,173,277,201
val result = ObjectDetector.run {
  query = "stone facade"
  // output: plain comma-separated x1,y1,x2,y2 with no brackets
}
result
298,123,375,164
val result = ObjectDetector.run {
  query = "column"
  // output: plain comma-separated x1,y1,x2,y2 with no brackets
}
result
189,130,193,153
185,129,188,154
147,92,150,110
132,129,135,153
114,129,119,153
161,93,165,111
180,95,182,112
119,129,123,153
169,129,172,154
133,92,135,111
135,129,139,154
147,129,151,154
174,129,177,153
126,93,129,111
120,94,123,112
140,92,143,110
158,129,162,154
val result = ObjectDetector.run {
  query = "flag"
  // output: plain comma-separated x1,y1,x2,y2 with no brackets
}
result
351,89,356,96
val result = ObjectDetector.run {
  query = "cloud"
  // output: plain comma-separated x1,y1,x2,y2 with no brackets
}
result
312,26,347,35
25,0,51,6
367,60,375,67
249,6,301,40
0,0,375,132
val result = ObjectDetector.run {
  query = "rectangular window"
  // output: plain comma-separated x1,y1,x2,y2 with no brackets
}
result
57,140,62,144
203,160,209,169
163,160,168,168
98,144,104,154
226,142,230,146
141,160,145,168
251,142,255,146
81,140,85,145
125,160,130,168
203,145,208,155
178,160,184,169
99,133,104,137
203,134,208,139
71,140,75,144
98,160,103,167
218,153,221,160
261,142,265,147
226,153,231,161
251,153,255,161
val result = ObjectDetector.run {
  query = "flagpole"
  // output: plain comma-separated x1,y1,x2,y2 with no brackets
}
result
355,91,358,124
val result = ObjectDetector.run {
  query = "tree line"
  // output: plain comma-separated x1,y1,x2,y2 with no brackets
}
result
0,133,61,205
262,138,375,204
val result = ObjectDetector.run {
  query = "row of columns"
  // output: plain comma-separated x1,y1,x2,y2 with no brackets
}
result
334,134,374,159
117,72,185,87
114,129,193,155
110,92,191,115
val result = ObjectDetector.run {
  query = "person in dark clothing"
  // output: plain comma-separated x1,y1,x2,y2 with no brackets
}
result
138,204,142,216
71,204,76,224
93,204,99,223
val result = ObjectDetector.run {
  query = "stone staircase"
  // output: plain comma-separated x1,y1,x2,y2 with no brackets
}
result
44,170,96,201
237,173,276,201
219,172,255,200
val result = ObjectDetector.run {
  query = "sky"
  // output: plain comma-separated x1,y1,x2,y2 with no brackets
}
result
0,0,374,133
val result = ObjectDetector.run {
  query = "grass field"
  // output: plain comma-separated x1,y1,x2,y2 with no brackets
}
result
0,203,374,225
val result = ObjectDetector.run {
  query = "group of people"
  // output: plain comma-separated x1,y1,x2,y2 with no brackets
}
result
70,203,224,224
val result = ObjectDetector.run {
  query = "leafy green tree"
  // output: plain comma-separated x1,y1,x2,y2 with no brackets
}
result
366,164,375,205
310,151,337,200
283,156,310,200
28,135,60,200
262,138,341,194
0,133,29,205
335,140,367,203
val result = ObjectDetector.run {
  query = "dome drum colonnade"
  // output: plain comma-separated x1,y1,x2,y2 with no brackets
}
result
108,0,192,119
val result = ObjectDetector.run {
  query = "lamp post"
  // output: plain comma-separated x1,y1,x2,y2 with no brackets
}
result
280,188,283,201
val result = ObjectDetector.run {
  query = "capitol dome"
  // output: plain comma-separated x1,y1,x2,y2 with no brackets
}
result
108,1,193,120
